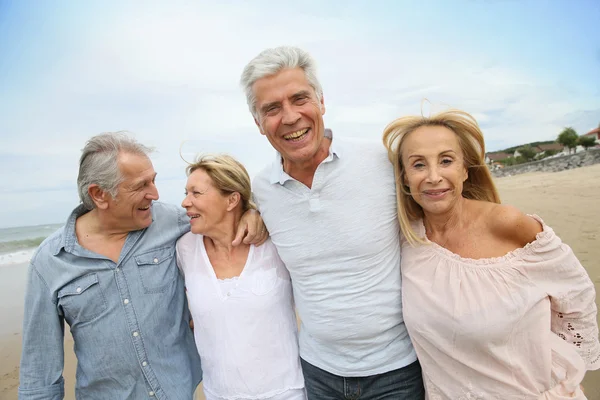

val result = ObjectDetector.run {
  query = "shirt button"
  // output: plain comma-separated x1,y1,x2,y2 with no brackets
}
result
153,258,159,264
115,268,120,272
149,391,155,396
142,361,148,367
123,299,129,305
226,292,231,296
76,287,82,293
133,331,139,337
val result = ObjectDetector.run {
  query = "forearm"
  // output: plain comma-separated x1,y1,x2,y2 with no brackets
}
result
18,263,66,399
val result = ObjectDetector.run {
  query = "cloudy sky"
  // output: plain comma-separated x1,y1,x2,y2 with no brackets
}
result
1,0,599,228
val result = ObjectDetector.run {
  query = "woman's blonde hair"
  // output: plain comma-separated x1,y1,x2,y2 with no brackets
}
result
186,154,257,212
382,109,500,245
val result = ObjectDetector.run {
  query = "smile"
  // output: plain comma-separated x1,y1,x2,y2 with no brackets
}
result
188,214,200,219
283,128,308,141
422,189,451,198
138,205,150,211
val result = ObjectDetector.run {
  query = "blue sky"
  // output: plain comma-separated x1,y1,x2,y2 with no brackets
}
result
1,0,599,228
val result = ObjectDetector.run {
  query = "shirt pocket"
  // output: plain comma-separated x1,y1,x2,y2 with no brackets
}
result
251,267,279,296
58,273,107,324
134,246,177,293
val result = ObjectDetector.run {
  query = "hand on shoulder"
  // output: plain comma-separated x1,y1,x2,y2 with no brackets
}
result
488,204,543,248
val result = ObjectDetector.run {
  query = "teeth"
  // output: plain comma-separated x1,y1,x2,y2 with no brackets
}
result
190,215,200,219
139,206,150,210
284,128,308,140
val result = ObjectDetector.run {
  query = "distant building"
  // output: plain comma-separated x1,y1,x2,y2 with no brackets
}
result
536,143,564,153
485,152,511,165
582,127,600,144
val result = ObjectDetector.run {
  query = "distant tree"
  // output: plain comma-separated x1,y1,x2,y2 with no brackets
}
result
499,157,516,166
517,145,536,161
578,135,597,150
541,149,559,158
557,127,579,154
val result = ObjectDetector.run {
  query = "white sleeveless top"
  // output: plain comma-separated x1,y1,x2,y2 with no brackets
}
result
176,234,306,400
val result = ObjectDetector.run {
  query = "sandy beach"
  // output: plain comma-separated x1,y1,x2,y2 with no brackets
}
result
1,164,600,400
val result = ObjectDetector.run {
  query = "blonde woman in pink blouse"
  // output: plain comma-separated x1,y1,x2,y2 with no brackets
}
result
382,109,599,399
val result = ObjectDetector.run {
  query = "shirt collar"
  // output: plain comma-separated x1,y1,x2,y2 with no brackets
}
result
53,204,89,256
269,129,342,185
53,203,156,256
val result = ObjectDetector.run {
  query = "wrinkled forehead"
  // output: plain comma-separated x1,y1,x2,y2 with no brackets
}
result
402,125,463,155
253,68,314,103
117,153,156,184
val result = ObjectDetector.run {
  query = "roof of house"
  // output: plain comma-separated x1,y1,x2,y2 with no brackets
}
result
486,152,511,161
583,127,600,136
536,143,564,152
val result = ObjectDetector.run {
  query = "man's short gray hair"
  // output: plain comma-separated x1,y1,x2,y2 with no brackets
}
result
240,46,323,120
77,132,153,210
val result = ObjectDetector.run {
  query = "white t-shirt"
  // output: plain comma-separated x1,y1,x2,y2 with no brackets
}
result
252,135,416,376
176,235,306,400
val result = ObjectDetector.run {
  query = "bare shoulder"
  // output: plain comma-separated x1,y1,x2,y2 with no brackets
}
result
486,204,543,247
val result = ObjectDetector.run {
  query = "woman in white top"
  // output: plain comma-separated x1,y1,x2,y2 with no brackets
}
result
176,154,306,400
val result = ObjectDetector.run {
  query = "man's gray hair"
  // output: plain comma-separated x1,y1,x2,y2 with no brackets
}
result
240,46,323,119
77,132,153,210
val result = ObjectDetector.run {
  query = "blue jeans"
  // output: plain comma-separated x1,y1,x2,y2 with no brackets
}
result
301,359,425,400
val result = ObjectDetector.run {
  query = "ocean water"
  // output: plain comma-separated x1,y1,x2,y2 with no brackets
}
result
0,223,63,266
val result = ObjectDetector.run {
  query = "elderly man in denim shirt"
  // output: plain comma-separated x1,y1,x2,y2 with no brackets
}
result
18,133,267,400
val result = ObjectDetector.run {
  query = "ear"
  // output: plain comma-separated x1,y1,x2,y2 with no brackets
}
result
88,184,110,210
227,192,241,212
254,117,265,136
463,165,469,182
319,95,326,116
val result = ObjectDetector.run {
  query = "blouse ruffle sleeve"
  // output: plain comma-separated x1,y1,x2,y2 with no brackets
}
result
520,216,600,371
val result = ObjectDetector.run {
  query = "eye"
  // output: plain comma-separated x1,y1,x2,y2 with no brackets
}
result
441,158,453,165
295,96,309,104
264,106,280,116
412,162,425,169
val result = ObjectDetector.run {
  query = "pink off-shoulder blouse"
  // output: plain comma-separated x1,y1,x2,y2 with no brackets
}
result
401,215,599,399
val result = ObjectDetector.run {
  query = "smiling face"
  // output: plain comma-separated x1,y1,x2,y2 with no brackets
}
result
252,67,329,171
401,125,468,216
105,152,159,232
181,168,233,235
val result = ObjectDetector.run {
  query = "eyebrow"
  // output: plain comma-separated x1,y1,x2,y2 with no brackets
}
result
131,173,157,189
408,150,456,160
259,90,312,114
291,90,311,100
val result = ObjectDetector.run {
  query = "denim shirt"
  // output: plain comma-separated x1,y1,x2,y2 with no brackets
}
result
18,202,202,400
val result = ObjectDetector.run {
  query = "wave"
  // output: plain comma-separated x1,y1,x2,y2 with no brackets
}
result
0,248,36,266
0,237,46,254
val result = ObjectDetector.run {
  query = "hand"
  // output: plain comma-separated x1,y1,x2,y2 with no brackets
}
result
233,209,268,246
189,318,194,332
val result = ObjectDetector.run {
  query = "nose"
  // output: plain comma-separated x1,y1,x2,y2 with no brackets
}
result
147,182,159,201
426,165,443,184
181,194,191,208
281,104,301,125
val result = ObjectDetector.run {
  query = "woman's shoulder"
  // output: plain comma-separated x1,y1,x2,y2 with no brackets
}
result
176,231,204,253
251,237,279,258
483,203,543,247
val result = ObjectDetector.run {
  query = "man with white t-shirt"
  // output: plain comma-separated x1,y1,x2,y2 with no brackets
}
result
239,47,425,399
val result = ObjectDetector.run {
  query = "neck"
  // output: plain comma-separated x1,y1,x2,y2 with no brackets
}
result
203,213,244,254
78,209,130,241
283,137,331,188
423,197,466,236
